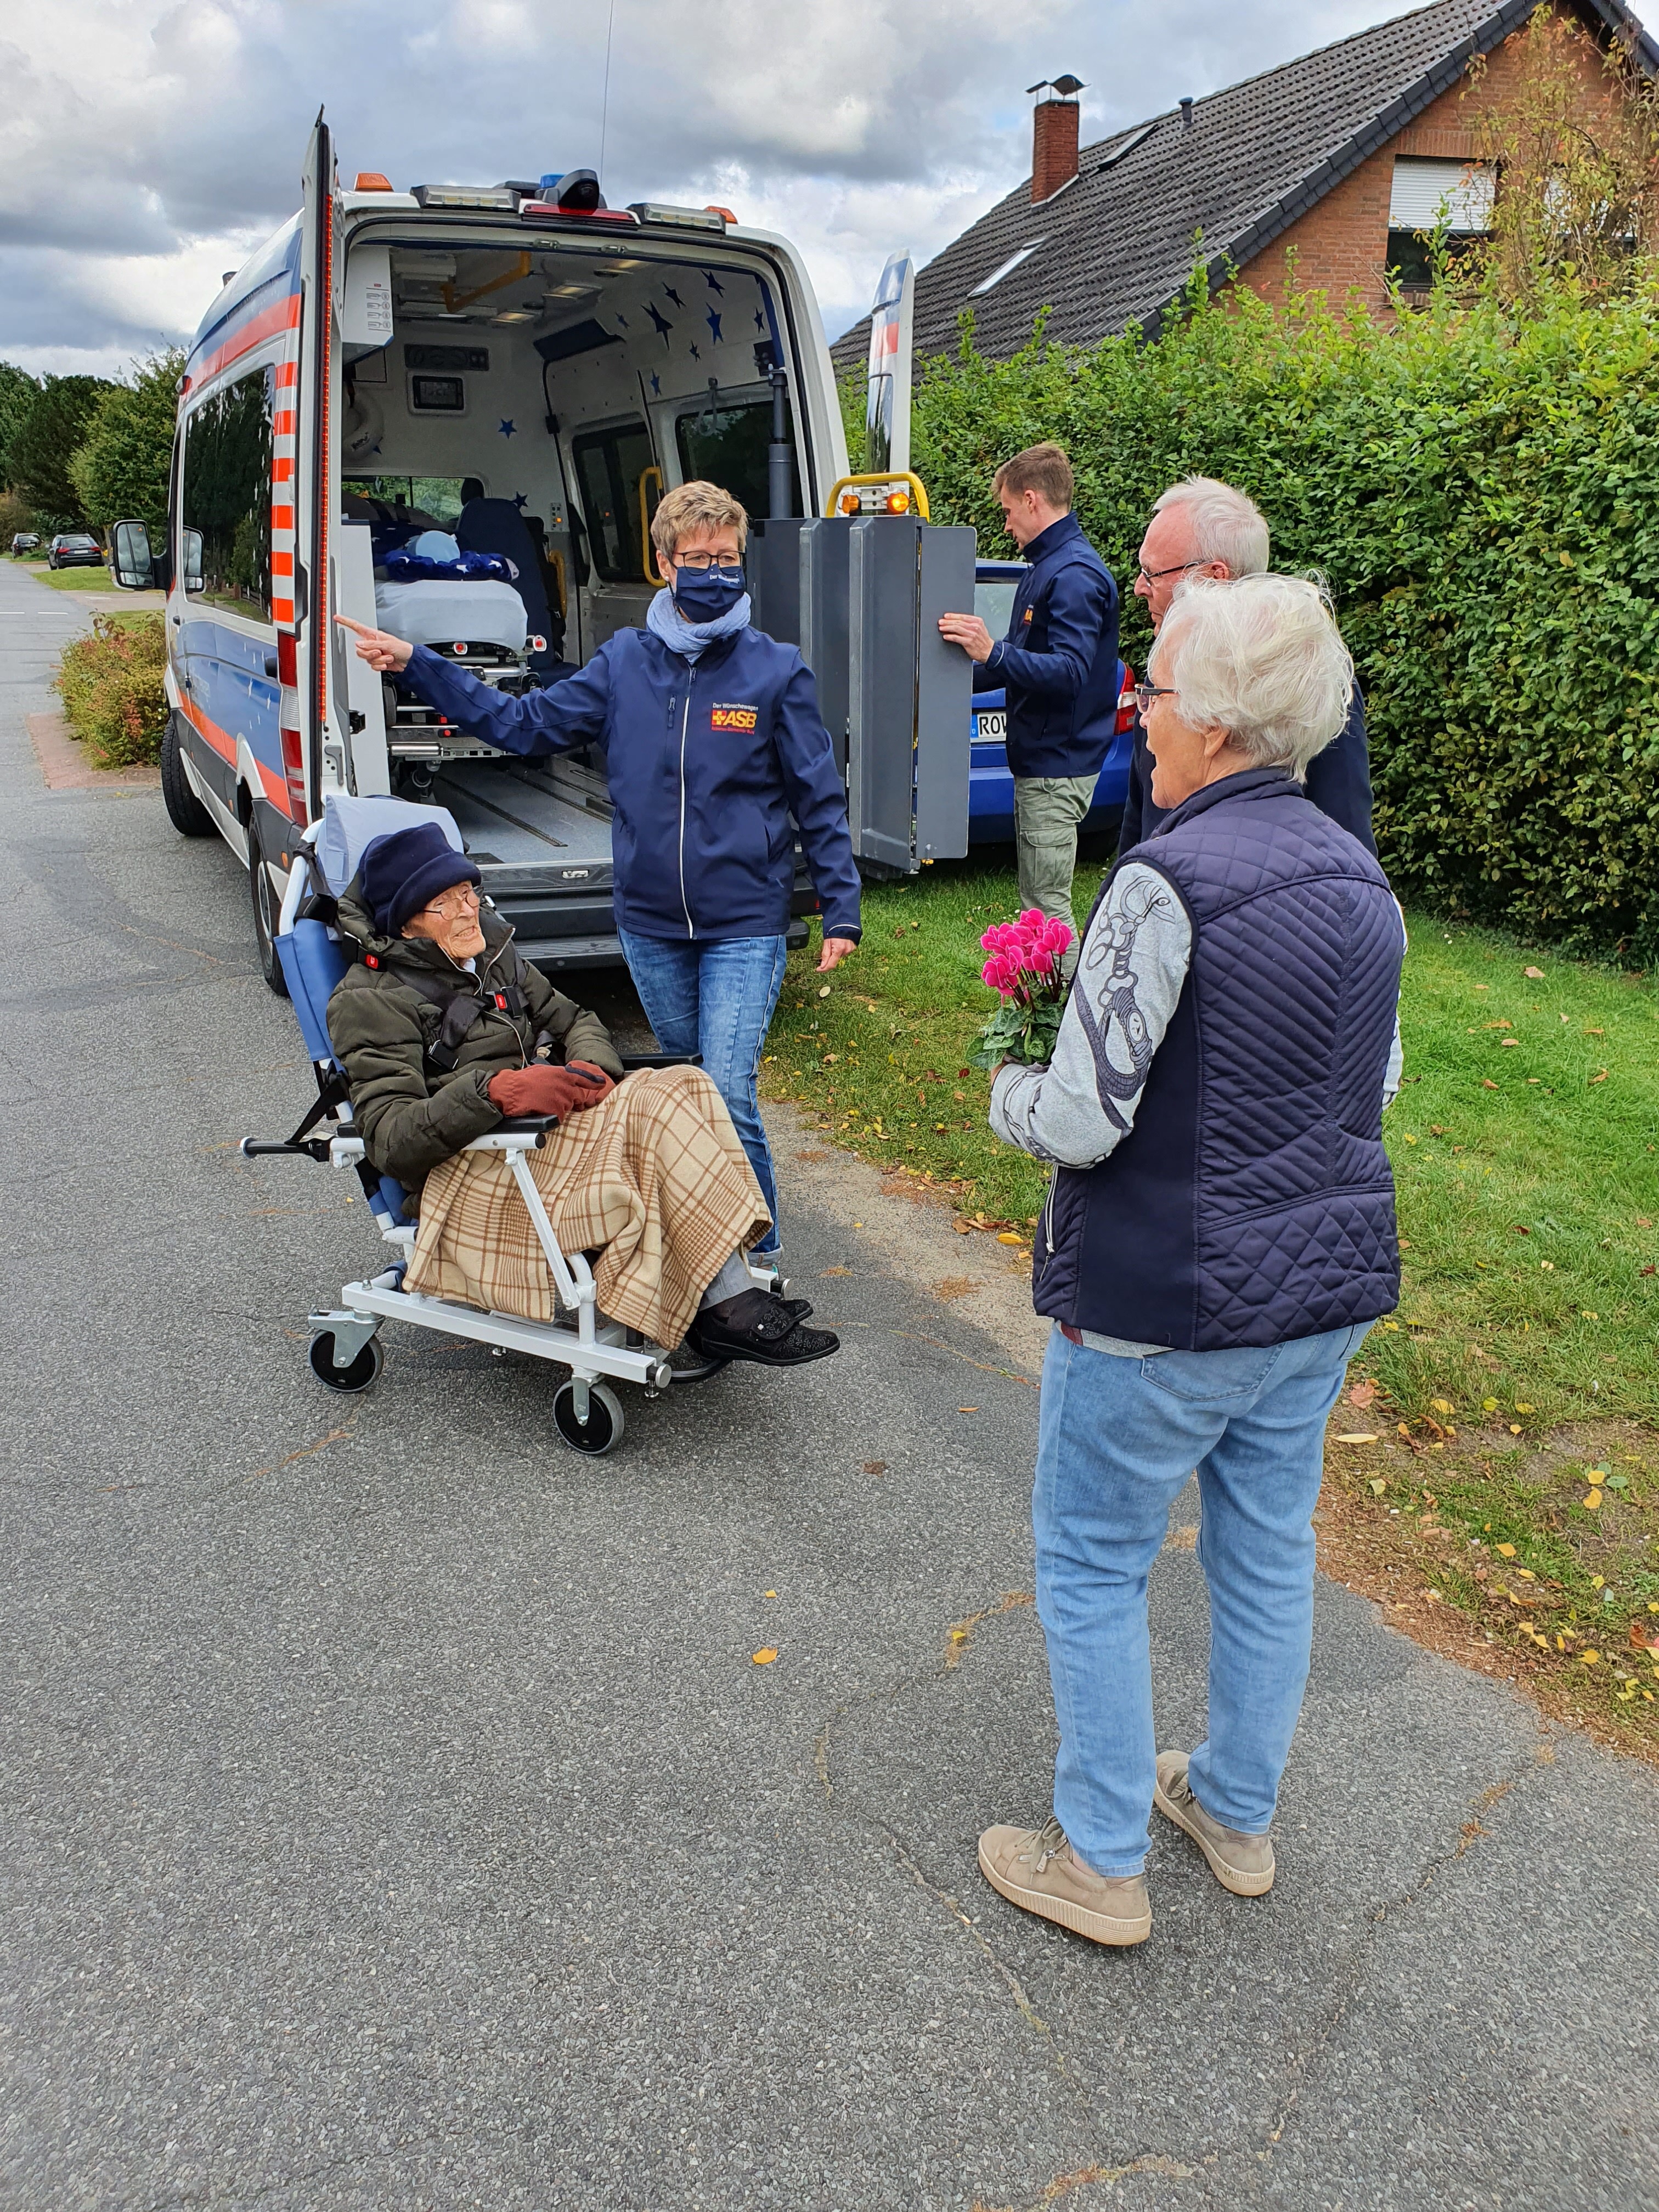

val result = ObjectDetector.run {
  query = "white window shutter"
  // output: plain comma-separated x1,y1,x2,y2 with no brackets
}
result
1389,156,1495,232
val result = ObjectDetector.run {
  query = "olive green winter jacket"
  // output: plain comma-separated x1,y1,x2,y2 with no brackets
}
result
326,891,624,1191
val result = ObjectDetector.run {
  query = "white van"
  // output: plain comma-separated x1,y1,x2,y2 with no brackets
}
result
110,122,971,989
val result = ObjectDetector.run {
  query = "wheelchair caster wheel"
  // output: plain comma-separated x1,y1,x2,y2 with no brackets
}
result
552,1379,624,1454
308,1330,383,1393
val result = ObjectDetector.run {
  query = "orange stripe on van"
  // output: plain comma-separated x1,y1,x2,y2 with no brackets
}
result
270,551,295,577
179,693,293,819
190,291,302,386
274,359,298,387
273,457,295,483
273,409,297,435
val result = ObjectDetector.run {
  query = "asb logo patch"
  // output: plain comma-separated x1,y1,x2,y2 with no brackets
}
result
710,702,759,731
1022,606,1034,624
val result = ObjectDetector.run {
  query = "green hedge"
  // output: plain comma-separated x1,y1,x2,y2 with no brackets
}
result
888,278,1659,964
54,613,168,768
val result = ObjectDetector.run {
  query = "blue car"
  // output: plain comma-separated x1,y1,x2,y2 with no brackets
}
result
967,557,1135,847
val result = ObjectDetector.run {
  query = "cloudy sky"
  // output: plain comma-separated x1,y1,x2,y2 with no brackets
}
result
4,0,1646,381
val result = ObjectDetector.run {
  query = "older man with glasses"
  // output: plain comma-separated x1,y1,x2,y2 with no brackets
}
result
1118,477,1374,857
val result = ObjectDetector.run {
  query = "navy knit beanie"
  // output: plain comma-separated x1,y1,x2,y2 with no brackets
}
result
360,823,481,939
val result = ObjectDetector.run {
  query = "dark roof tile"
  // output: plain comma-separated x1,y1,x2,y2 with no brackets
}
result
831,0,1654,371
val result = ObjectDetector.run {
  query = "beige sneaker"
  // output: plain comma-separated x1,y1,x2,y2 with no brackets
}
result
1153,1752,1275,1895
978,1816,1152,1946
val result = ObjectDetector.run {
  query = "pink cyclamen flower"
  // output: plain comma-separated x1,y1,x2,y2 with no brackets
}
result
1029,946,1053,976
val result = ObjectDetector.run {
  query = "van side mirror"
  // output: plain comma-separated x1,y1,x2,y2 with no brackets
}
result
110,518,155,591
182,527,204,595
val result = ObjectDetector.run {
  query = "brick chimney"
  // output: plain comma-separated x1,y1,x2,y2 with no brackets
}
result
1029,76,1084,204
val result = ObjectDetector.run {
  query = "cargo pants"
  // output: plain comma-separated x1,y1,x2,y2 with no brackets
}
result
1013,774,1098,965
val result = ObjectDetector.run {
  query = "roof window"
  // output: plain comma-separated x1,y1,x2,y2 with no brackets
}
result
970,239,1047,296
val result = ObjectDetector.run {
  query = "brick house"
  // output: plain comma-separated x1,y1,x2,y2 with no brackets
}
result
832,0,1657,369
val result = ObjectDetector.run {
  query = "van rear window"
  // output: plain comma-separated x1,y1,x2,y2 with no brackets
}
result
180,366,274,622
675,394,799,531
572,422,657,584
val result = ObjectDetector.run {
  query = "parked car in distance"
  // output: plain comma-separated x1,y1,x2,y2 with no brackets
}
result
10,532,40,557
47,532,103,569
967,557,1135,847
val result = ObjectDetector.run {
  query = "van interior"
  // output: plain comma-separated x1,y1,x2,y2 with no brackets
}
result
334,232,808,956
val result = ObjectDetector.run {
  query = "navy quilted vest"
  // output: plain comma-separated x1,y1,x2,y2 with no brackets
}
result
1034,769,1402,1349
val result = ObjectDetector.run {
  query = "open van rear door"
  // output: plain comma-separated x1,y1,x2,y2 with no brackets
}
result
289,111,349,823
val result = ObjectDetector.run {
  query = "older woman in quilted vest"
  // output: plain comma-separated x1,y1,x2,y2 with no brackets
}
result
977,573,1404,1949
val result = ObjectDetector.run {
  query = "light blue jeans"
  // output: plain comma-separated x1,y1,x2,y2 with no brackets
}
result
619,930,788,1256
1034,1319,1374,1877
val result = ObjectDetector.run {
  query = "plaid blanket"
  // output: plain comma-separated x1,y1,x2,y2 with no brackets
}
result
404,1065,770,1350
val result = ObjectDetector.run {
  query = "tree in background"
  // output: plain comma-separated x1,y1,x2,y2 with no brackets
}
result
5,375,112,532
1469,6,1659,307
0,363,43,525
70,350,182,538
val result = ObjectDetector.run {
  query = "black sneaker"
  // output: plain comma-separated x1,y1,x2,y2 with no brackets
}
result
690,1288,839,1368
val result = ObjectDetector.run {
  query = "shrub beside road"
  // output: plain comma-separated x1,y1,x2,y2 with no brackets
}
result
53,611,167,767
766,859,1659,1748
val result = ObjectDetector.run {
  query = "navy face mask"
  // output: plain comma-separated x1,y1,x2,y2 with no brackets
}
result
671,562,746,620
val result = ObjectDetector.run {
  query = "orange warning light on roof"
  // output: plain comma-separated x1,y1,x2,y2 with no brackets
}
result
353,173,394,192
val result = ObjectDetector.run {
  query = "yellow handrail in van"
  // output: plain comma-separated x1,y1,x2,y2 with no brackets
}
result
823,471,932,520
638,466,667,585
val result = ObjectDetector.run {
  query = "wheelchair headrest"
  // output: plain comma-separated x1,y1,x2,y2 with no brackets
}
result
312,793,466,898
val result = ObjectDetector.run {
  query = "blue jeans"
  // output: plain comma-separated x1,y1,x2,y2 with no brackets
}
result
619,931,788,1256
1033,1319,1373,1877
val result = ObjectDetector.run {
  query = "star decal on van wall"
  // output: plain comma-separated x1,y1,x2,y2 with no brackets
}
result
663,284,684,308
650,372,661,395
753,308,766,332
646,303,673,342
706,309,723,342
703,270,724,293
511,492,528,510
498,419,516,437
688,342,701,360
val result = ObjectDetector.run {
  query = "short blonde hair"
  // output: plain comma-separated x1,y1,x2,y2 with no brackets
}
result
650,478,749,563
1154,572,1353,782
993,442,1073,510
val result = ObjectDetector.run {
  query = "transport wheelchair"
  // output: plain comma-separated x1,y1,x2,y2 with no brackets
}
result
242,795,768,1454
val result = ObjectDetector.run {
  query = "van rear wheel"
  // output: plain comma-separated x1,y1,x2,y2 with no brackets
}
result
248,821,290,998
160,715,213,837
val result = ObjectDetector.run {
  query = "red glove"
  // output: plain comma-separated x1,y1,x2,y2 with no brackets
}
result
488,1063,614,1119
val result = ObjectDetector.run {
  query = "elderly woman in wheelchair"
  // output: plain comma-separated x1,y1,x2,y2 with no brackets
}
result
328,819,837,1374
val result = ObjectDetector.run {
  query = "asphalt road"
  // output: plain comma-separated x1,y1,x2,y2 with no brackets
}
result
2,558,1655,2212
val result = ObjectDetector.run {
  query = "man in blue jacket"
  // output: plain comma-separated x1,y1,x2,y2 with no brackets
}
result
939,443,1119,952
1117,476,1374,855
338,479,860,1273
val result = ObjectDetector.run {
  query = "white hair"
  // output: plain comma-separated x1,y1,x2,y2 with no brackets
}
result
1154,572,1354,782
1152,475,1270,577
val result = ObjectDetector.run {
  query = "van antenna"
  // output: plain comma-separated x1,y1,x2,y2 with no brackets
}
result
598,0,618,188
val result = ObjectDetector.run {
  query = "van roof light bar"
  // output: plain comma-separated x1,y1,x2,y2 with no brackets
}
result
627,202,727,232
411,184,517,210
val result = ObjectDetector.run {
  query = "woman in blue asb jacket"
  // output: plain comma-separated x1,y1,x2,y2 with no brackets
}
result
338,479,861,1263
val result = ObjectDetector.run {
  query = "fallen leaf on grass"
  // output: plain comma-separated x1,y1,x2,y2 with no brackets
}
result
996,1231,1024,1246
752,1648,778,1665
1589,1069,1609,1085
1348,1381,1377,1408
1499,1037,1521,1048
1368,1476,1388,1494
1482,1078,1499,1090
1431,1397,1455,1414
1583,1489,1604,1509
1580,1650,1600,1666
1524,965,1545,978
1336,1431,1379,1445
1497,1542,1517,1558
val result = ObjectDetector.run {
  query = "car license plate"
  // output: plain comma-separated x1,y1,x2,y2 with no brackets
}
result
974,710,1006,743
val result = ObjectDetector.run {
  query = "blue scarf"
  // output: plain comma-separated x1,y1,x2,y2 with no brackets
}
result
645,585,752,663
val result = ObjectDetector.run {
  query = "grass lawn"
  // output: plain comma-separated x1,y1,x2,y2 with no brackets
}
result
765,853,1659,1752
13,557,111,590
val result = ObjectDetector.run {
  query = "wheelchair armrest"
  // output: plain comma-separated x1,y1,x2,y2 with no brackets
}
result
494,1114,558,1136
620,1052,703,1070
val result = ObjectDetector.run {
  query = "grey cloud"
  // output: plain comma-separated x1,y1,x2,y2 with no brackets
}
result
8,0,1647,370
